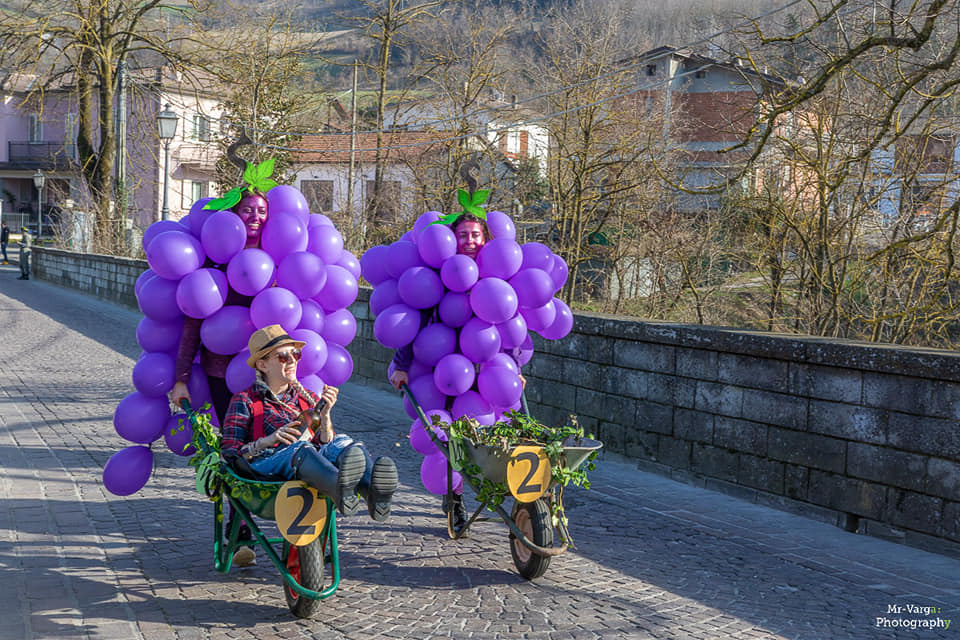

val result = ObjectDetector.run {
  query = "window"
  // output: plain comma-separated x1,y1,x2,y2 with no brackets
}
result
28,114,42,143
192,114,211,142
365,180,401,222
65,113,77,143
506,130,522,154
645,64,657,77
301,180,334,212
191,181,208,203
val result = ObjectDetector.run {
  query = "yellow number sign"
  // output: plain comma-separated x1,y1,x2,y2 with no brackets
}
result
506,446,551,502
275,481,327,546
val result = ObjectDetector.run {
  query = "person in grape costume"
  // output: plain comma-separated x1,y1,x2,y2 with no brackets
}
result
170,190,267,424
388,212,525,535
221,326,398,530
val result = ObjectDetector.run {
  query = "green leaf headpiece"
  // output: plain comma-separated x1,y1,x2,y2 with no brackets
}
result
430,188,490,227
203,158,278,211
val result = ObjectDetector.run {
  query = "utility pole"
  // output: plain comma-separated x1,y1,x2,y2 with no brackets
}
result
115,59,128,249
348,60,360,239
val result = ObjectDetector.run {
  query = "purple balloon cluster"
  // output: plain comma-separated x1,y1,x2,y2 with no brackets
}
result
360,209,572,495
103,185,361,497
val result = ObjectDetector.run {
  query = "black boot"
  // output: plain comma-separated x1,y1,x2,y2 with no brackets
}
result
442,493,469,537
355,447,398,522
291,446,365,516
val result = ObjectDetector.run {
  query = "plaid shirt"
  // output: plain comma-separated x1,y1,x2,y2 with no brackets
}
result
221,380,323,457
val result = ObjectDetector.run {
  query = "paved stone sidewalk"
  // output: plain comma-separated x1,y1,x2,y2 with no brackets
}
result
0,268,957,640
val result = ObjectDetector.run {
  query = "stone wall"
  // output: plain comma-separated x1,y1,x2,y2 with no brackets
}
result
33,248,960,556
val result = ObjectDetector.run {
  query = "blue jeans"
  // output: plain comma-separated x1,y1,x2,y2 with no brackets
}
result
249,434,357,478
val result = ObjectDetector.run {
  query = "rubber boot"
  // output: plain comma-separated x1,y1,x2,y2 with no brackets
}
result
442,493,469,537
355,447,398,522
291,446,365,516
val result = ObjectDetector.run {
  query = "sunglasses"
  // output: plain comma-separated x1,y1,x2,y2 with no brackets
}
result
273,348,302,364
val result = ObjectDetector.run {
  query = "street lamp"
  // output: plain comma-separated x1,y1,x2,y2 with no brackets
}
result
156,103,179,221
32,169,45,238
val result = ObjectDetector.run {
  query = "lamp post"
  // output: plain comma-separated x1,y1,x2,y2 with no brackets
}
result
156,103,179,221
32,169,45,238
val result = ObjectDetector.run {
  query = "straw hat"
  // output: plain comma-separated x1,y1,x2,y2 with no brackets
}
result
246,324,305,368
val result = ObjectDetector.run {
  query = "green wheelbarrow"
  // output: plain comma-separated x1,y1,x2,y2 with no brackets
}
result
180,402,341,619
401,385,602,580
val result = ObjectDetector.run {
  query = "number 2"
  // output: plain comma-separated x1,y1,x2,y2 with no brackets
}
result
514,451,543,495
286,486,316,536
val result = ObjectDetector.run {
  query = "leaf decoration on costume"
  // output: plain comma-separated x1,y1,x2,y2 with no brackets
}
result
204,158,278,210
429,187,490,227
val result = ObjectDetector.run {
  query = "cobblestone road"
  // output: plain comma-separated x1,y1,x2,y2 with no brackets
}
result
1,266,958,640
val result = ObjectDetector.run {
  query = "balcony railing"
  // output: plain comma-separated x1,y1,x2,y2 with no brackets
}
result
8,141,77,165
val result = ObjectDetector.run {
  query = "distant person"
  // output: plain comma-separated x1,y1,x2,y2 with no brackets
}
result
18,226,32,280
1,221,9,264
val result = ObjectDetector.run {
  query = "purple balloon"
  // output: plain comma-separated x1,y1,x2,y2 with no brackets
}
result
398,266,445,310
521,299,557,333
360,245,392,285
188,197,216,236
251,287,302,331
412,322,456,366
261,211,308,263
135,269,157,297
142,220,186,253
137,275,182,321
485,210,516,241
460,317,502,363
420,452,462,495
438,291,473,328
317,265,358,311
412,211,443,238
201,305,255,355
292,328,328,378
277,251,328,300
476,237,523,280
386,240,424,279
300,373,326,395
409,410,450,456
164,413,196,457
440,254,479,292
201,210,247,264
541,297,574,340
407,358,432,381
469,277,519,324
136,316,184,353
321,308,357,346
176,268,229,319
451,390,495,424
268,184,310,217
318,343,353,386
225,350,255,393
434,353,475,396
478,366,523,410
186,363,212,410
417,223,457,268
521,242,553,271
146,230,205,281
374,303,421,348
298,299,326,335
309,213,334,227
336,251,361,279
114,391,170,444
132,352,175,397
496,313,528,350
103,445,154,496
510,267,555,309
227,248,276,296
307,224,344,264
370,278,401,316
517,335,534,366
483,352,520,375
403,374,449,419
549,254,569,291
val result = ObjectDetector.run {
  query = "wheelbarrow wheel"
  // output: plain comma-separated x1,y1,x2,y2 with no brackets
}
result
510,499,553,580
283,538,325,619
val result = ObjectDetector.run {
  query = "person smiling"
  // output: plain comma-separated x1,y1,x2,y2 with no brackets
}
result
221,326,398,551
